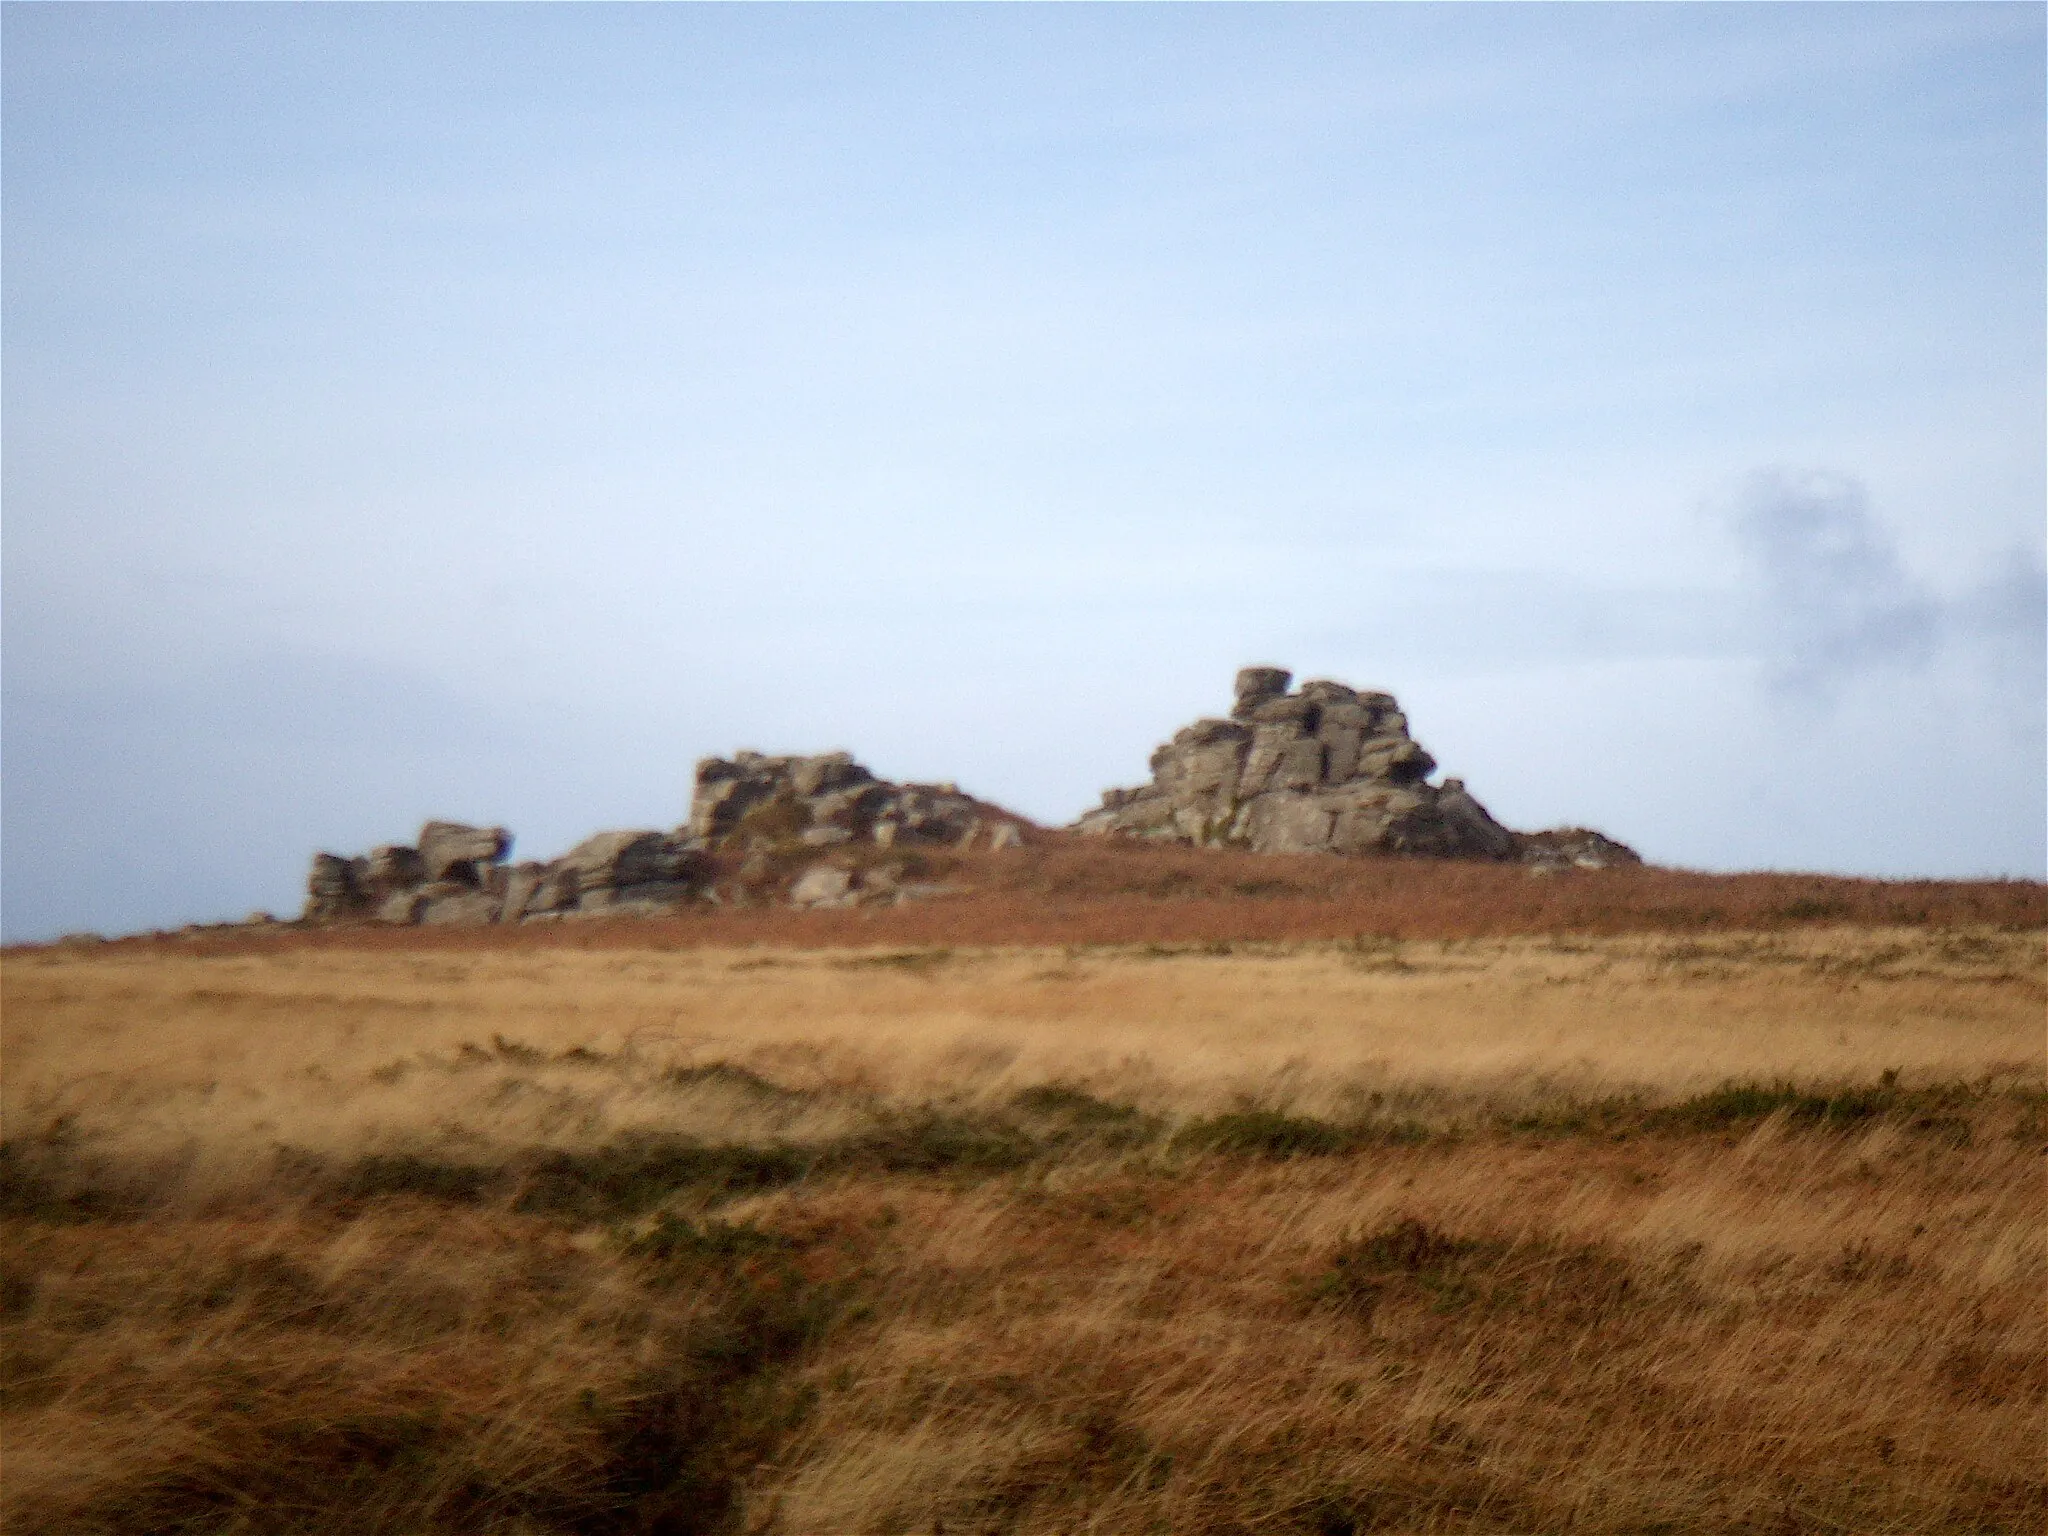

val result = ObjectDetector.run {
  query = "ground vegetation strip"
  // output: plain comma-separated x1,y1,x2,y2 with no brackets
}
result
65,842,2048,954
3,924,2042,1533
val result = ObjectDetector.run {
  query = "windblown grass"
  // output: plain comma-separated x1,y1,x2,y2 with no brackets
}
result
3,917,2042,1533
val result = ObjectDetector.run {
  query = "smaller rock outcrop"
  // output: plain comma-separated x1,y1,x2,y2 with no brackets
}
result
1514,827,1643,871
303,819,710,927
688,751,1025,853
302,752,1034,926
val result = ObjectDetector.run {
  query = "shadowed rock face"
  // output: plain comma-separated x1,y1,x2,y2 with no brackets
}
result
1071,667,1639,867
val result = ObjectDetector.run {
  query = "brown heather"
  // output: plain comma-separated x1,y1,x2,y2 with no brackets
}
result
4,854,2043,1534
98,838,2047,957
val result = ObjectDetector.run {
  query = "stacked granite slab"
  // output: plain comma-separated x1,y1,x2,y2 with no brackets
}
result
303,820,709,926
302,752,1029,925
687,750,1020,852
1071,667,1638,866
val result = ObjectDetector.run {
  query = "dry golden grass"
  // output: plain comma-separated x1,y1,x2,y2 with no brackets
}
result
5,927,2039,1172
3,908,2043,1533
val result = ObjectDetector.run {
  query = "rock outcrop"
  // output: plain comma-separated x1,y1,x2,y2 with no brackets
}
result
300,680,1634,926
303,818,709,927
303,752,1032,925
688,750,1023,852
1071,667,1638,867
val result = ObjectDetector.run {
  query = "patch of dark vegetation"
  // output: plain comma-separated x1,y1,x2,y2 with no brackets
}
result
624,1213,796,1268
1174,1109,1356,1159
1773,896,1852,922
1310,1217,1645,1325
29,1213,862,1536
602,1215,859,1529
0,1126,164,1223
1132,939,1238,959
513,1138,813,1220
1007,1084,1166,1152
845,1111,1039,1175
1169,1107,1440,1159
336,1153,503,1207
1293,1473,1544,1536
1011,1082,1145,1126
1649,1077,1983,1143
659,1061,810,1102
830,948,956,975
1500,1076,1994,1145
287,1139,814,1221
1232,878,1307,898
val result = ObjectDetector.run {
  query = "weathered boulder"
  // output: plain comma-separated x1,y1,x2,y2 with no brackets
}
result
499,863,548,923
789,864,856,907
1514,827,1641,870
576,883,694,917
375,888,429,925
417,821,510,885
1073,666,1638,866
1232,666,1292,717
310,819,703,926
688,751,1028,853
1436,781,1512,858
419,889,502,927
556,830,703,894
302,840,432,920
363,845,426,898
305,853,364,921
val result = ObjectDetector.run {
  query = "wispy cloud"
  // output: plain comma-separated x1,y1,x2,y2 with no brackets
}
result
1728,469,2042,704
1730,470,1939,697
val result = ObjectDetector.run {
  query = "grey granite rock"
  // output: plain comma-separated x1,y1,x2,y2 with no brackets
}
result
1072,666,1638,866
416,821,511,885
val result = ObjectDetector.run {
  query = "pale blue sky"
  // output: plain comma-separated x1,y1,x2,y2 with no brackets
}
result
5,3,2043,939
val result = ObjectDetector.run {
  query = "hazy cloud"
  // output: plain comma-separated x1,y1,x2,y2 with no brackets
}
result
1952,543,2048,655
1728,469,2044,710
1730,470,1943,698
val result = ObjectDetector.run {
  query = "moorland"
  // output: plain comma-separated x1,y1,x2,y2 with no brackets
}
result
4,846,2043,1534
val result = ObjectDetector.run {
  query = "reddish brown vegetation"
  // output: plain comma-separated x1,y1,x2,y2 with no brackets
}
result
55,837,2048,957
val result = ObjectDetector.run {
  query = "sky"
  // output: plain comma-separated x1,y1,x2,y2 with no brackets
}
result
3,3,2043,941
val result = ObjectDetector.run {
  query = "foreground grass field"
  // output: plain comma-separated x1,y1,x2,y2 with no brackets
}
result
4,904,2043,1533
